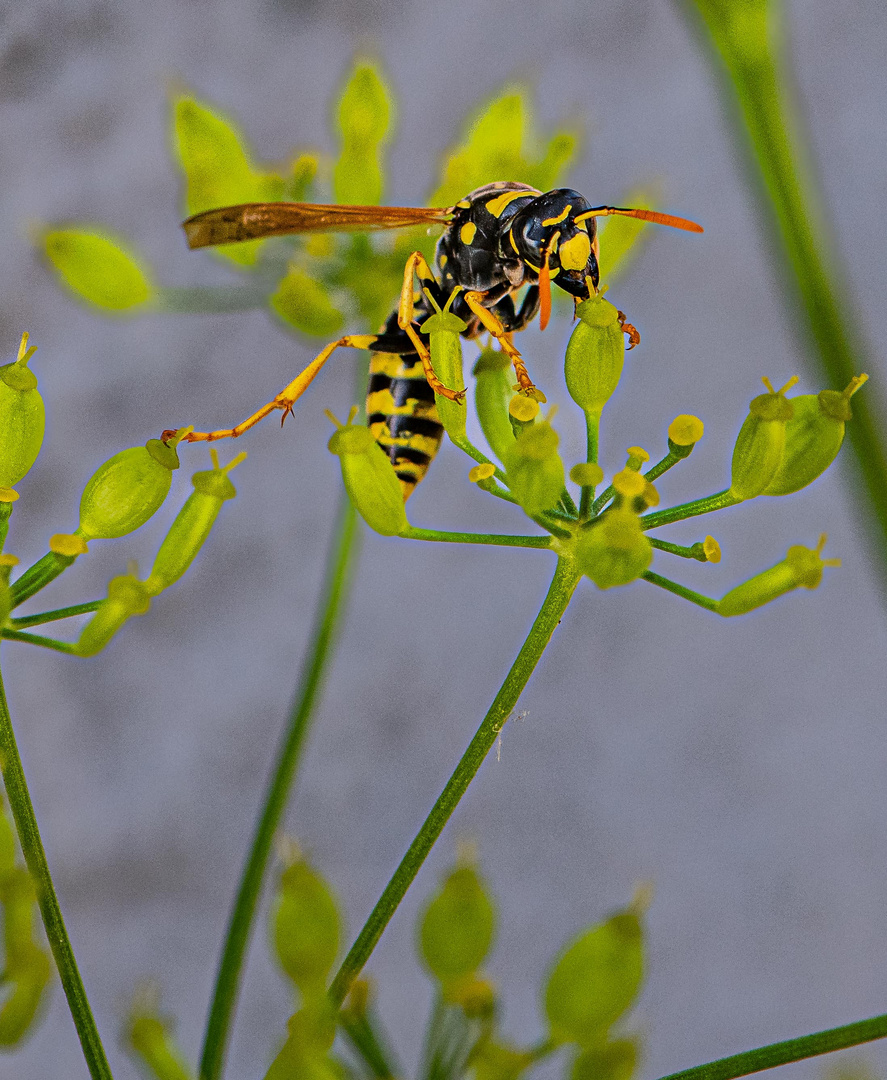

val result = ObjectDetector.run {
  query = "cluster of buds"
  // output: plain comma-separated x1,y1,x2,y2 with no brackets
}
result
325,293,862,618
0,334,244,657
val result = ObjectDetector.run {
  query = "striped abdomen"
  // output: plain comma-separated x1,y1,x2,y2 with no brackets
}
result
367,350,443,501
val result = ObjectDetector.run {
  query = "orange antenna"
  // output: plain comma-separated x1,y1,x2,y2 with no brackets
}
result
574,206,704,233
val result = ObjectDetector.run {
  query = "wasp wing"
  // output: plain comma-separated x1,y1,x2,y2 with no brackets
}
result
183,202,452,249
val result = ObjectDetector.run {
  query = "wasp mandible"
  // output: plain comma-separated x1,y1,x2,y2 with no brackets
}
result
174,182,702,498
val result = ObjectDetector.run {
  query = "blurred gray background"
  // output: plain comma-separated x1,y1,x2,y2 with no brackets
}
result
2,1,887,1077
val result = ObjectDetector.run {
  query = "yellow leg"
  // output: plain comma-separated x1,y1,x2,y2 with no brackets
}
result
463,291,546,402
165,334,378,443
397,252,465,403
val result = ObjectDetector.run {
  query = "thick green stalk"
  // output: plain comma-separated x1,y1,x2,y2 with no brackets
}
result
11,600,102,628
655,1011,887,1080
199,496,360,1080
643,570,719,611
0,655,113,1079
10,551,77,608
684,0,887,593
327,555,582,1006
642,490,738,531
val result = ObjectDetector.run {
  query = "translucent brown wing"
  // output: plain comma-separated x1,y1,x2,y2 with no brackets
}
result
182,202,453,249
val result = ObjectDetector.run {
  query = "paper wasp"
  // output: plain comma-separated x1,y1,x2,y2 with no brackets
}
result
175,182,702,498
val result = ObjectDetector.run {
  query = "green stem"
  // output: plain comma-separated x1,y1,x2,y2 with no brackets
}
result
642,571,720,612
10,551,77,608
1,629,76,653
642,490,738,530
654,1010,887,1080
450,434,509,488
11,600,102,628
0,501,12,552
580,410,600,517
648,538,708,562
327,556,582,1007
0,655,113,1079
339,1009,398,1080
198,497,360,1080
685,0,887,598
400,526,552,550
644,447,691,484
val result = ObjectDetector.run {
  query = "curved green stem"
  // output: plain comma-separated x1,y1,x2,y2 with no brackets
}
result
199,497,360,1080
327,555,582,1007
655,1011,887,1080
0,655,113,1079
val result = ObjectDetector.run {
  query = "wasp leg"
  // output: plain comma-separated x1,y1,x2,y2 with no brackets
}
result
506,284,540,333
164,334,379,443
462,290,546,402
398,251,465,403
617,310,640,350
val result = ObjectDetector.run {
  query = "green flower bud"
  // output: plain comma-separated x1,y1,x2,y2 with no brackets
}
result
273,857,341,995
327,410,408,536
333,61,392,206
271,267,344,338
43,230,153,310
75,574,151,657
127,1015,193,1080
126,992,195,1080
419,864,496,988
174,94,284,267
79,438,181,541
472,1041,533,1080
571,1039,639,1080
0,334,45,488
729,376,796,501
576,509,652,589
0,941,51,1047
504,418,565,516
145,450,244,595
545,908,644,1047
425,308,468,444
1,868,37,971
474,348,515,464
564,297,624,416
718,536,839,617
0,797,16,874
764,375,867,496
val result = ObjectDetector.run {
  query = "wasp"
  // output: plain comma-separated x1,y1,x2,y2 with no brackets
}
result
175,182,702,498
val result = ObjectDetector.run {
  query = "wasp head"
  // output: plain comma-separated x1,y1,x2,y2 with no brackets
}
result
508,189,601,300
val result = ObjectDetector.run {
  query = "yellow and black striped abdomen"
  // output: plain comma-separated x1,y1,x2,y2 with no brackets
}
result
367,351,443,501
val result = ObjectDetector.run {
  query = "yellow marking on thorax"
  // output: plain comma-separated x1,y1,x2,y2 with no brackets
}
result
460,221,477,245
541,205,571,227
486,190,533,217
439,254,448,268
455,199,472,209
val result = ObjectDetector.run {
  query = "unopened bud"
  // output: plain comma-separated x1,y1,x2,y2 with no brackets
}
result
730,377,797,500
473,348,515,464
576,509,652,589
75,574,151,657
0,334,45,488
145,450,243,595
564,296,624,416
718,536,838,616
504,419,565,516
419,864,496,989
273,857,342,995
328,409,408,535
764,375,866,496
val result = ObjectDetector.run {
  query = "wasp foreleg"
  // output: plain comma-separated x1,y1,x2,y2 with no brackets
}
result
163,334,379,443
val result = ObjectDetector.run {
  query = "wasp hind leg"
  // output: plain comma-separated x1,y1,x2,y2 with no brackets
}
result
617,310,640,350
462,290,545,402
164,334,379,443
397,251,465,403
